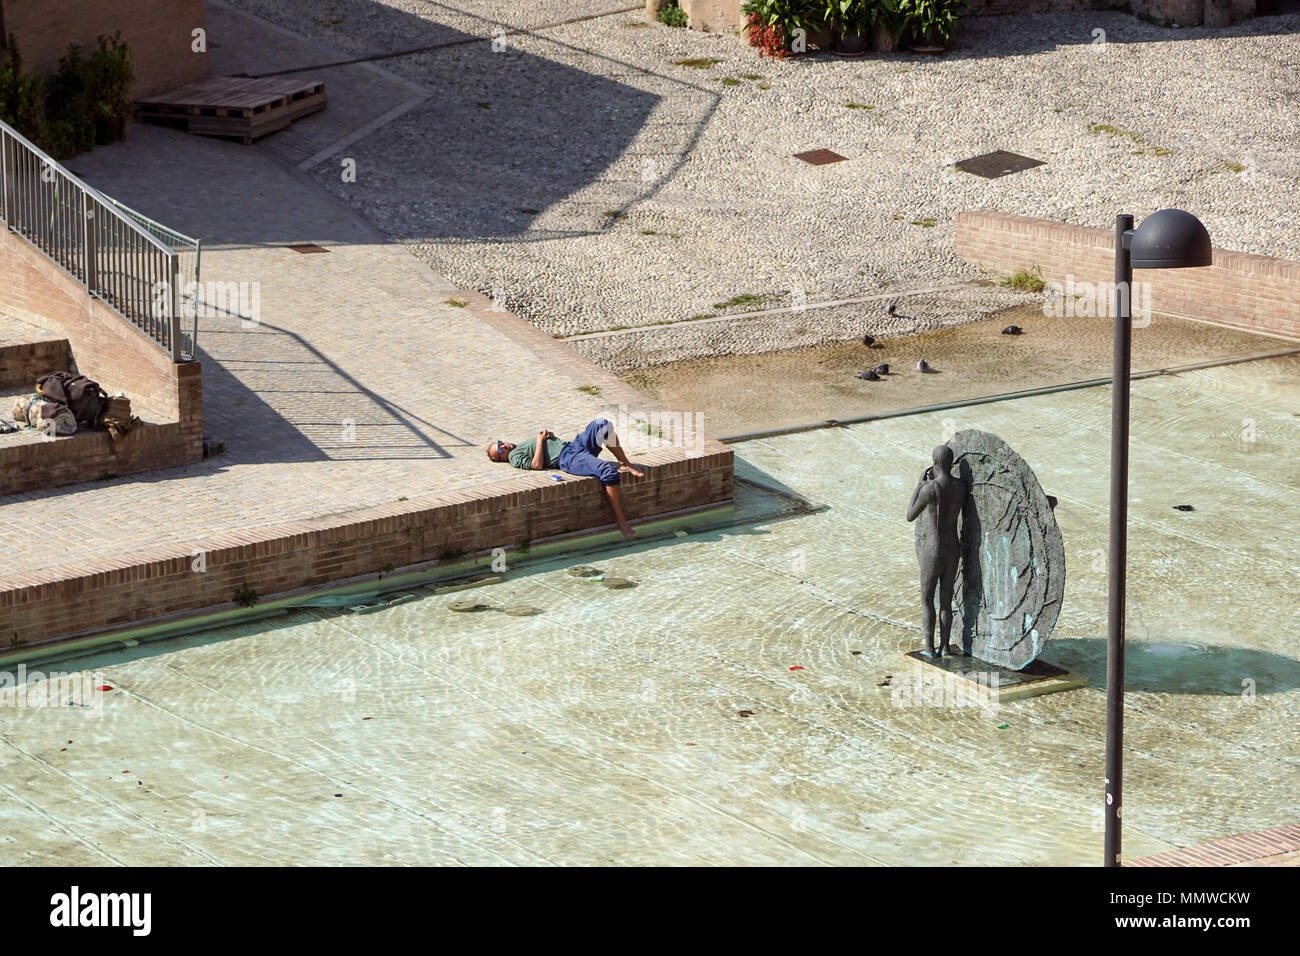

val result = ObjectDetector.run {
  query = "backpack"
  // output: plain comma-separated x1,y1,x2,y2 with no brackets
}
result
36,372,109,428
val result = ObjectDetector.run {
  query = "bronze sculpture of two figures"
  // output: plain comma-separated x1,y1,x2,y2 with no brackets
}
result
906,430,1066,672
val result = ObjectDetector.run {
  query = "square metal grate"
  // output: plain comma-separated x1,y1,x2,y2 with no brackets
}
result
286,243,330,253
955,150,1046,179
794,148,848,165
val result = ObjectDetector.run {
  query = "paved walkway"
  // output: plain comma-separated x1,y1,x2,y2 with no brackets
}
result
1129,823,1300,867
0,7,683,579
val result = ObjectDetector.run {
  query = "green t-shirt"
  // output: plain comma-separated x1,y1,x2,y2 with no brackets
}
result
508,436,566,470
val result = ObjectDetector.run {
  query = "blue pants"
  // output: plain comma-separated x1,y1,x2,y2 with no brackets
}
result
558,419,620,486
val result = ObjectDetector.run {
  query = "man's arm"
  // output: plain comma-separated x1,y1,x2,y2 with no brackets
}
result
531,430,552,470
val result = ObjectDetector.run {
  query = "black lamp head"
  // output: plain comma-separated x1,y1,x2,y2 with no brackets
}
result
1129,208,1213,269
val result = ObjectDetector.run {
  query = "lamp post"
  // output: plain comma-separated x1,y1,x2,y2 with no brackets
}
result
1106,208,1212,867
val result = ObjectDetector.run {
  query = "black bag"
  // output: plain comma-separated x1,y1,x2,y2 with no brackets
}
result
36,372,108,428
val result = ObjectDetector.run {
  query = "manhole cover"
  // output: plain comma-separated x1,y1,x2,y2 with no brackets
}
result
794,148,848,165
286,243,330,253
955,150,1045,179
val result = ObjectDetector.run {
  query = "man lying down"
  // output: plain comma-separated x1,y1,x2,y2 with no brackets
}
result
487,418,645,539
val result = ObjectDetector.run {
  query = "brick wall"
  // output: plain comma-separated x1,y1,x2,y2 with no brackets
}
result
0,441,734,651
0,414,198,497
0,336,69,389
1,0,210,98
956,210,1300,340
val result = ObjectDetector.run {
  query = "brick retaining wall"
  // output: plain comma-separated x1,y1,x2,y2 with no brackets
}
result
0,440,734,651
0,336,69,389
956,210,1300,340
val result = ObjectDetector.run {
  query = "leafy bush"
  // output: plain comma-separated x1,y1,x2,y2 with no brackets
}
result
0,37,44,137
823,0,900,33
896,0,967,45
658,2,689,27
44,46,96,158
745,1,904,50
0,32,134,159
87,33,133,138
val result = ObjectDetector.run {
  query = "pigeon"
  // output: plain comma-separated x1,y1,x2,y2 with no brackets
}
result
855,368,880,381
885,300,897,316
873,363,890,375
861,333,876,347
1002,324,1024,335
917,358,933,373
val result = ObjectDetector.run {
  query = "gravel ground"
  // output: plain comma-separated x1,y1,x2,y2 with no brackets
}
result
223,1,1300,364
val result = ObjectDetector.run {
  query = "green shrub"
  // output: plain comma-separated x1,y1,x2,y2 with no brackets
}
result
0,32,133,159
896,0,966,46
0,38,44,140
658,2,689,27
1002,266,1046,293
87,33,133,140
45,45,95,158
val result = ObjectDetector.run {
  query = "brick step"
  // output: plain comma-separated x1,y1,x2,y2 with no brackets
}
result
0,314,70,391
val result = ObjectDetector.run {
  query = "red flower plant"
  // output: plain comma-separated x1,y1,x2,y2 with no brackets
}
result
746,12,790,59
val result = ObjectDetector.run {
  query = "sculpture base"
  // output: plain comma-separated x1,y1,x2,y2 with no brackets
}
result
903,650,1088,703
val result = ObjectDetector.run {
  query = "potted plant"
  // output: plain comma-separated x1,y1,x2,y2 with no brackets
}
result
822,0,867,56
743,0,821,56
87,33,133,145
897,0,966,53
864,0,903,53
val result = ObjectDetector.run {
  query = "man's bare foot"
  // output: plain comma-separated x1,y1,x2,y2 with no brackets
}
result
618,522,638,539
618,464,645,479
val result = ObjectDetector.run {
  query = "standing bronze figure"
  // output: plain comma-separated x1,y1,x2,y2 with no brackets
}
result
906,445,967,659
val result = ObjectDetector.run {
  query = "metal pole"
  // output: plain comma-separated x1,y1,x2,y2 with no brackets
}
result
2,131,10,226
83,192,96,293
169,250,182,362
1106,214,1134,867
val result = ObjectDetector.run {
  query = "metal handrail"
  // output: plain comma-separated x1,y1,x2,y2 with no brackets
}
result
0,117,201,361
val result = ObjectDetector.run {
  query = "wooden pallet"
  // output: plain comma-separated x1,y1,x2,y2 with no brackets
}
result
136,77,327,145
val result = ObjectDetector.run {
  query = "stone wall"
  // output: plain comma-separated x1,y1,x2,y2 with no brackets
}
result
956,210,1300,341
